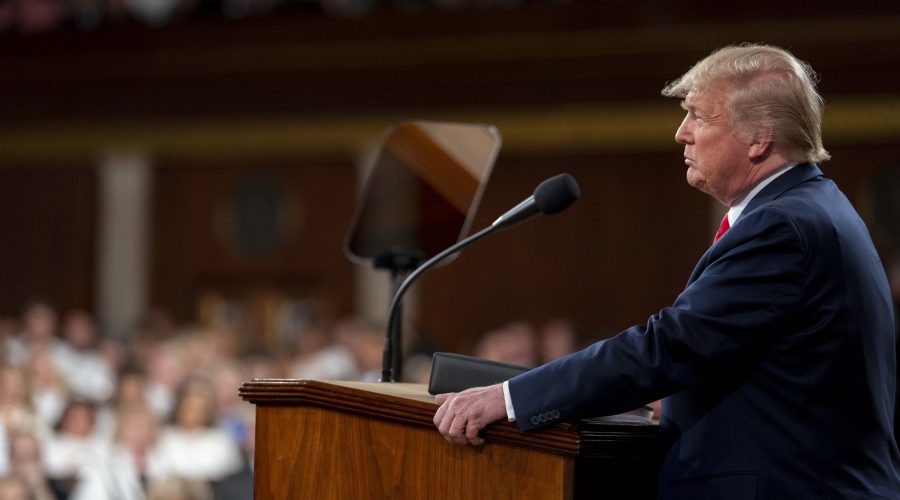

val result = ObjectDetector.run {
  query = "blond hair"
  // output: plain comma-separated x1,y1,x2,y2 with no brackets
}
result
662,44,830,163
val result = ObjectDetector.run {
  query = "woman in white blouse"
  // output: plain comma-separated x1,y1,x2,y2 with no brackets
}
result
146,376,243,482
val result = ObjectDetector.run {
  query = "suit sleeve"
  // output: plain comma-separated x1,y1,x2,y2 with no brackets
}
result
508,208,807,431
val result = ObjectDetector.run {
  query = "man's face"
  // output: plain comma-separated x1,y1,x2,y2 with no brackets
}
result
675,87,753,206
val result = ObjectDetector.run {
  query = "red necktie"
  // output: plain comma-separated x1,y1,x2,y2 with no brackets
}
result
713,213,730,243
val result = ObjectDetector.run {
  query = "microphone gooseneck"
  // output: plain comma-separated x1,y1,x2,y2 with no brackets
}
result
381,173,581,382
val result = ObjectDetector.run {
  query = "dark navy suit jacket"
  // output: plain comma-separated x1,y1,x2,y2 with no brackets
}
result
508,164,900,498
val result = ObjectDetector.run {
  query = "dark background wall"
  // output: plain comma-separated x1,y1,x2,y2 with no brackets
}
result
0,165,96,313
1,1,899,352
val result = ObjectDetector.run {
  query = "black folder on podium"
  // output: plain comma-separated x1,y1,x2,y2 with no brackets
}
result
428,352,529,395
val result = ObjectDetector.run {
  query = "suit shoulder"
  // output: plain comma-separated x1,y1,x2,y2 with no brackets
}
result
744,178,873,264
746,179,850,233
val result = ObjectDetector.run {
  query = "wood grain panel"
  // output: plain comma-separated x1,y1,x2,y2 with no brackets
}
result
241,380,658,500
254,405,571,499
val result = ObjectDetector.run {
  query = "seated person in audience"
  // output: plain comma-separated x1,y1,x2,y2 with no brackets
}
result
54,310,114,403
26,348,67,427
210,362,252,456
6,301,61,368
0,365,49,444
289,322,358,381
71,405,159,500
0,475,30,500
147,376,243,483
94,365,150,439
145,475,212,500
334,318,384,382
474,322,538,368
143,340,186,420
538,319,578,364
43,400,100,497
7,432,53,500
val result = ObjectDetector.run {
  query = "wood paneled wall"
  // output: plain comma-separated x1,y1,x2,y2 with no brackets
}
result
0,166,96,316
1,3,899,351
149,159,357,342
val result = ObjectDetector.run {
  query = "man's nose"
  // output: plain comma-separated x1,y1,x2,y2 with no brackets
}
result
675,115,692,145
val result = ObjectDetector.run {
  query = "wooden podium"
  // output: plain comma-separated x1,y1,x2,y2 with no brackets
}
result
240,379,658,499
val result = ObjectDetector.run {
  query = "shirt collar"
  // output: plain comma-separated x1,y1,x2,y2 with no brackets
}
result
727,162,799,226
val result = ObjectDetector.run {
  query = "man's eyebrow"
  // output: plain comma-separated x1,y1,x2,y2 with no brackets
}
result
679,100,690,111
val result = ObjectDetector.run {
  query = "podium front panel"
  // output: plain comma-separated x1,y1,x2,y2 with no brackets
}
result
241,379,657,500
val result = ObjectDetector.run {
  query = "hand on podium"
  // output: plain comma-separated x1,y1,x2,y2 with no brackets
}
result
433,383,507,446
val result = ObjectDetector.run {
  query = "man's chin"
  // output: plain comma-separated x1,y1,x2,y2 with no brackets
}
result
686,171,705,191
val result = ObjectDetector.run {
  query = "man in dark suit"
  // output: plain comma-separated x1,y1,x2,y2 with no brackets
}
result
433,44,900,498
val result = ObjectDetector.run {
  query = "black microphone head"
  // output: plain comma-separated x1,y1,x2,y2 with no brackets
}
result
533,173,580,215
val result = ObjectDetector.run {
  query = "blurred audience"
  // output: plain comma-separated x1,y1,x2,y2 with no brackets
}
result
209,362,253,459
93,365,149,440
146,475,212,500
539,319,578,364
26,349,67,427
6,301,60,369
474,321,538,367
0,0,528,35
144,341,186,420
333,318,383,382
288,322,357,381
0,0,199,33
42,400,98,496
55,310,115,403
0,364,50,448
0,475,31,500
71,405,158,500
147,376,243,483
0,298,593,499
7,431,54,500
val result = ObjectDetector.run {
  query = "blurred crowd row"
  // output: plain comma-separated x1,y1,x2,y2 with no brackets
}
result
0,301,262,500
0,298,418,500
0,0,531,34
0,299,581,500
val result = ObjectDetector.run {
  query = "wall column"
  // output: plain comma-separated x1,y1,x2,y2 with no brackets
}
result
96,152,152,338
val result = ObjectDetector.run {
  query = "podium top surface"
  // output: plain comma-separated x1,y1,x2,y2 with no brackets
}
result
327,380,438,403
240,378,656,458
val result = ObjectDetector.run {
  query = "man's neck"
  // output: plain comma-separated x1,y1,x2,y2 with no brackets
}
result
727,162,799,225
727,152,795,207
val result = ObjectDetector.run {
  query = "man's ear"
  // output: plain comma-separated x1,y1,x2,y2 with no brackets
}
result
747,127,774,162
